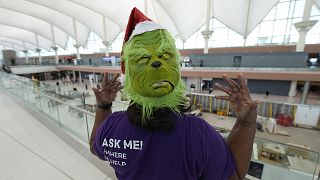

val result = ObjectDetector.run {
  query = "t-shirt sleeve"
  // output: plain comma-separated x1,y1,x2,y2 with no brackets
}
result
92,112,120,161
201,123,236,180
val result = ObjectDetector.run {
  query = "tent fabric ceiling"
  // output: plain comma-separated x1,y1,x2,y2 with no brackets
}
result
0,25,52,50
0,42,24,51
0,37,37,50
0,7,68,49
316,0,320,10
0,0,283,51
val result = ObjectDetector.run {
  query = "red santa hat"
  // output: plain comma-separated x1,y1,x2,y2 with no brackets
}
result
121,7,164,74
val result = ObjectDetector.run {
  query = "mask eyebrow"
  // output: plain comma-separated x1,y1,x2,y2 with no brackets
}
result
128,48,152,59
157,43,176,56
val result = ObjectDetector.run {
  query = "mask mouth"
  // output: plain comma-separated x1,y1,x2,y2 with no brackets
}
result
151,80,174,89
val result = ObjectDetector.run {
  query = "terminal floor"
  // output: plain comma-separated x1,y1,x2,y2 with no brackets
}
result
202,113,320,153
0,91,110,180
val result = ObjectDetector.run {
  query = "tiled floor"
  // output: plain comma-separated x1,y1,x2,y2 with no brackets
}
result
0,90,110,180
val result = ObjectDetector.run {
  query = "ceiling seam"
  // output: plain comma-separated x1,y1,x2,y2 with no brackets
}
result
0,4,76,43
24,0,99,36
0,35,39,48
67,0,123,30
0,23,53,46
155,0,185,41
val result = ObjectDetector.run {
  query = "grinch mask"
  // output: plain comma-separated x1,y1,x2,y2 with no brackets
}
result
123,29,186,122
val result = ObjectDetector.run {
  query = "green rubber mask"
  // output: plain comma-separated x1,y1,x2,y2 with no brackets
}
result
123,29,186,122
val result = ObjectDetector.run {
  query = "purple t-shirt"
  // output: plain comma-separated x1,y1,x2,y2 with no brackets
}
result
94,111,236,180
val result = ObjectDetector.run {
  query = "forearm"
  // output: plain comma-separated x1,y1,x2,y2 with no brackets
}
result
89,108,112,154
227,110,257,179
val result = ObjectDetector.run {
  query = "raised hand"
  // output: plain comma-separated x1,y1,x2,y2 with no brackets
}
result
92,72,122,106
214,73,259,125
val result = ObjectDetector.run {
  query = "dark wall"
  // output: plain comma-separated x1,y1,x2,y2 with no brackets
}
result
247,80,291,96
209,78,291,96
190,52,308,68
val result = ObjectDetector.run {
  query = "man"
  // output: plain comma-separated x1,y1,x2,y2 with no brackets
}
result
90,8,258,180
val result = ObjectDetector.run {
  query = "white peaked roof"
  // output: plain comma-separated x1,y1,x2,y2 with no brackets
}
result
316,0,320,10
0,0,282,51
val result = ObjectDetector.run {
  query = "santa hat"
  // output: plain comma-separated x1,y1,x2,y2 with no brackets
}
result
121,7,164,74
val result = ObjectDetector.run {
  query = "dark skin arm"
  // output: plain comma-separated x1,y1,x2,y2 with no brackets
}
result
89,72,121,155
214,73,259,180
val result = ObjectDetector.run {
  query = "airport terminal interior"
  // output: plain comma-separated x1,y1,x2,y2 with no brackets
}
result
0,0,320,179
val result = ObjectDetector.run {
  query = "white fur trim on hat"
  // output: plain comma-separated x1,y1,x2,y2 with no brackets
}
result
128,20,164,41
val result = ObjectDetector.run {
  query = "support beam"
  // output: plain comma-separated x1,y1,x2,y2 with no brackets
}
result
301,81,310,104
35,48,42,64
50,25,56,46
72,70,76,83
101,15,111,57
52,46,59,64
51,25,59,65
79,71,82,84
202,0,213,54
22,50,29,64
73,44,81,61
202,30,213,53
294,0,318,52
73,18,81,60
144,0,149,16
102,41,110,57
35,34,42,64
288,81,297,97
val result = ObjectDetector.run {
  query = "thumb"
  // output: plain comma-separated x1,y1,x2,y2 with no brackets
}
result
250,99,260,110
91,87,99,96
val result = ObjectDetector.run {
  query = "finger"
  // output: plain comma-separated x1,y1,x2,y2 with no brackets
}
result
91,87,100,96
111,81,121,88
112,85,122,93
214,83,233,95
222,74,240,92
237,73,250,95
215,96,229,100
250,99,260,110
118,86,124,93
102,72,109,88
108,73,120,85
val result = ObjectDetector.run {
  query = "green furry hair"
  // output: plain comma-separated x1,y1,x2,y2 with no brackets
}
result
122,29,187,123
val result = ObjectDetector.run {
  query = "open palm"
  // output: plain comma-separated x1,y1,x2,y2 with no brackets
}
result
92,72,122,106
214,73,259,124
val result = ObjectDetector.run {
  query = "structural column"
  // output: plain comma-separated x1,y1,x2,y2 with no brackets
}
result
79,71,82,84
72,71,76,83
34,34,42,64
294,0,318,51
51,25,59,65
73,18,81,61
102,15,111,57
201,0,213,54
72,44,80,60
288,81,297,97
52,46,59,64
35,48,42,64
301,81,310,104
22,50,29,64
102,41,110,57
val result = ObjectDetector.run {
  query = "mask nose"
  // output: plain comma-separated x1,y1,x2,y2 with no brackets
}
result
151,61,162,68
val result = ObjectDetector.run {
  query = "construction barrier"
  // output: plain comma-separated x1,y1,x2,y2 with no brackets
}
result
189,93,319,127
